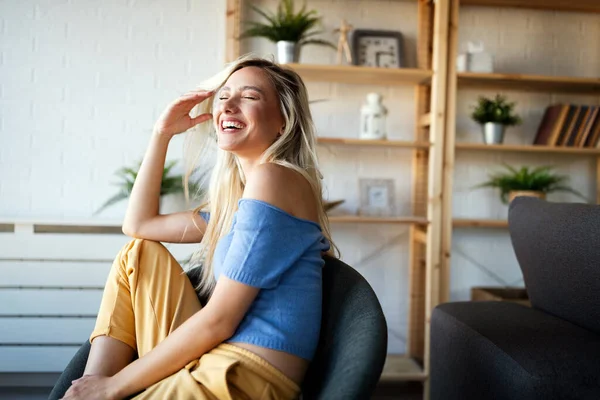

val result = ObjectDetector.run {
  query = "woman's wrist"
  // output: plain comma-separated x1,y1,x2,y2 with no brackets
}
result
108,373,130,400
152,129,174,141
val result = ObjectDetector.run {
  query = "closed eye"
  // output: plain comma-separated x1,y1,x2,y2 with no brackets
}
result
243,96,257,100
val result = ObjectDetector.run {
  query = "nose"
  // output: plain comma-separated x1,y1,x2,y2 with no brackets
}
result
218,96,239,114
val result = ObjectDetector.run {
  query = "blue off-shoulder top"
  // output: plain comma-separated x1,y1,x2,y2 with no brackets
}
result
205,199,330,360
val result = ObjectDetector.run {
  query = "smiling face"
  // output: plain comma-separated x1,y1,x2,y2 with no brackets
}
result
213,66,285,159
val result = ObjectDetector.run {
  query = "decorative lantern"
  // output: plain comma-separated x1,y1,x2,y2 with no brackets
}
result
360,93,387,140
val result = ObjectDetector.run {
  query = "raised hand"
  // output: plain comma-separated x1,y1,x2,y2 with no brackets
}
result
153,90,214,138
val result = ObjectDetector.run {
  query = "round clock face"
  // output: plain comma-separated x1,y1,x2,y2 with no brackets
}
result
357,36,400,68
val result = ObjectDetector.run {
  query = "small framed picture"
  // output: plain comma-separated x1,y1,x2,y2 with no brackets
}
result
358,178,396,217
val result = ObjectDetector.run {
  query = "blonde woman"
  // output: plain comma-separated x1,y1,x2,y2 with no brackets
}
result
61,55,337,400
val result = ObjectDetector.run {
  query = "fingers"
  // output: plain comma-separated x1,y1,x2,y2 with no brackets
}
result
190,113,213,126
177,90,215,104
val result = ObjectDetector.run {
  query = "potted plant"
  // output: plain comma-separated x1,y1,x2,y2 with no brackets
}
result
475,164,588,204
471,94,522,144
241,0,335,64
94,160,203,215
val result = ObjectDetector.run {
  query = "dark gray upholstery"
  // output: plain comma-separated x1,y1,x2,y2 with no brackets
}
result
430,197,600,400
302,255,388,399
508,197,600,335
49,256,387,400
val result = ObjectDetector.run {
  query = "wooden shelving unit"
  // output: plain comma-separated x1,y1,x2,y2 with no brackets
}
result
329,215,429,225
284,63,432,86
457,71,600,94
453,219,508,228
317,137,431,149
461,0,600,14
380,355,427,382
439,0,600,319
455,142,600,155
225,0,450,390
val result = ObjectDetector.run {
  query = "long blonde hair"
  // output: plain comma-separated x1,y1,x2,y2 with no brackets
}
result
183,54,338,298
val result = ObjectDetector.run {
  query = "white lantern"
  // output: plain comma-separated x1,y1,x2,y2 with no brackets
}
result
360,93,387,140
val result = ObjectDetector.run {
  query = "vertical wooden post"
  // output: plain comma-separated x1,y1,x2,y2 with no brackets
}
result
439,0,460,304
424,0,451,397
225,0,242,63
407,0,434,361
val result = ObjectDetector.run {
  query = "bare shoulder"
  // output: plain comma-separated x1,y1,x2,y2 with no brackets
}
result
243,163,318,221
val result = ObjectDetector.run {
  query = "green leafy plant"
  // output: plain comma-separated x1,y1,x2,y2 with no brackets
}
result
471,94,522,126
241,0,335,48
475,164,588,204
94,160,202,215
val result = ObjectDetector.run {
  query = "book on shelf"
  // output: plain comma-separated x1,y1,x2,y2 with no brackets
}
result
533,104,600,148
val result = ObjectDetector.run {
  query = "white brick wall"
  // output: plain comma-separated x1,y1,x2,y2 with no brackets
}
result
0,0,599,356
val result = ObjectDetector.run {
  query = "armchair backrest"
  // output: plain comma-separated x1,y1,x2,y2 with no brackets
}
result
508,197,600,334
301,255,388,399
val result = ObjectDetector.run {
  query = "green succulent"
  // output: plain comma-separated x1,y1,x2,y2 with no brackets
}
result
241,0,335,48
94,160,203,215
471,94,522,126
474,164,588,204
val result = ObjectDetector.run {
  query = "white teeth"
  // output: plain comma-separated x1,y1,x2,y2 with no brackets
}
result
221,120,245,129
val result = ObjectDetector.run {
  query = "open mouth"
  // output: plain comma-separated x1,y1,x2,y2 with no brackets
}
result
220,119,246,132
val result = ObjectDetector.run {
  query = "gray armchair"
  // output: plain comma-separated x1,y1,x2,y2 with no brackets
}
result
49,256,388,399
430,197,600,400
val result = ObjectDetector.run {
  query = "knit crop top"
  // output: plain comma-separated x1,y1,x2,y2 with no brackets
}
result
205,199,330,360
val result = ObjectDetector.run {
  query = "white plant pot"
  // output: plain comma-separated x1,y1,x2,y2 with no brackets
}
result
277,41,300,64
483,122,506,144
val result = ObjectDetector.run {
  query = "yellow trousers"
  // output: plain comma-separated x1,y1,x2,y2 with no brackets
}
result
90,239,300,400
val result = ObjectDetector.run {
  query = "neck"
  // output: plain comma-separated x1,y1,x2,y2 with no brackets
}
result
238,155,261,182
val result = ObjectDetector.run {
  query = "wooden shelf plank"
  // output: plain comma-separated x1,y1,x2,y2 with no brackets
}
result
457,71,600,93
285,63,432,86
461,0,600,13
317,137,430,149
456,142,600,155
380,355,427,382
329,215,428,225
418,112,431,127
453,219,508,228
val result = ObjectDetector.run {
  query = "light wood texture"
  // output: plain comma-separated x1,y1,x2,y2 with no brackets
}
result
418,112,432,127
329,215,428,225
423,0,451,392
461,0,600,13
407,0,434,364
284,63,432,86
456,142,600,155
317,137,430,149
334,19,353,65
453,219,508,228
407,226,426,360
380,354,427,382
457,71,600,94
413,226,428,244
225,0,241,62
440,0,461,307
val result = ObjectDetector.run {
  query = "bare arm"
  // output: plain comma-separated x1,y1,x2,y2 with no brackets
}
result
110,277,258,399
121,90,213,243
106,164,304,399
